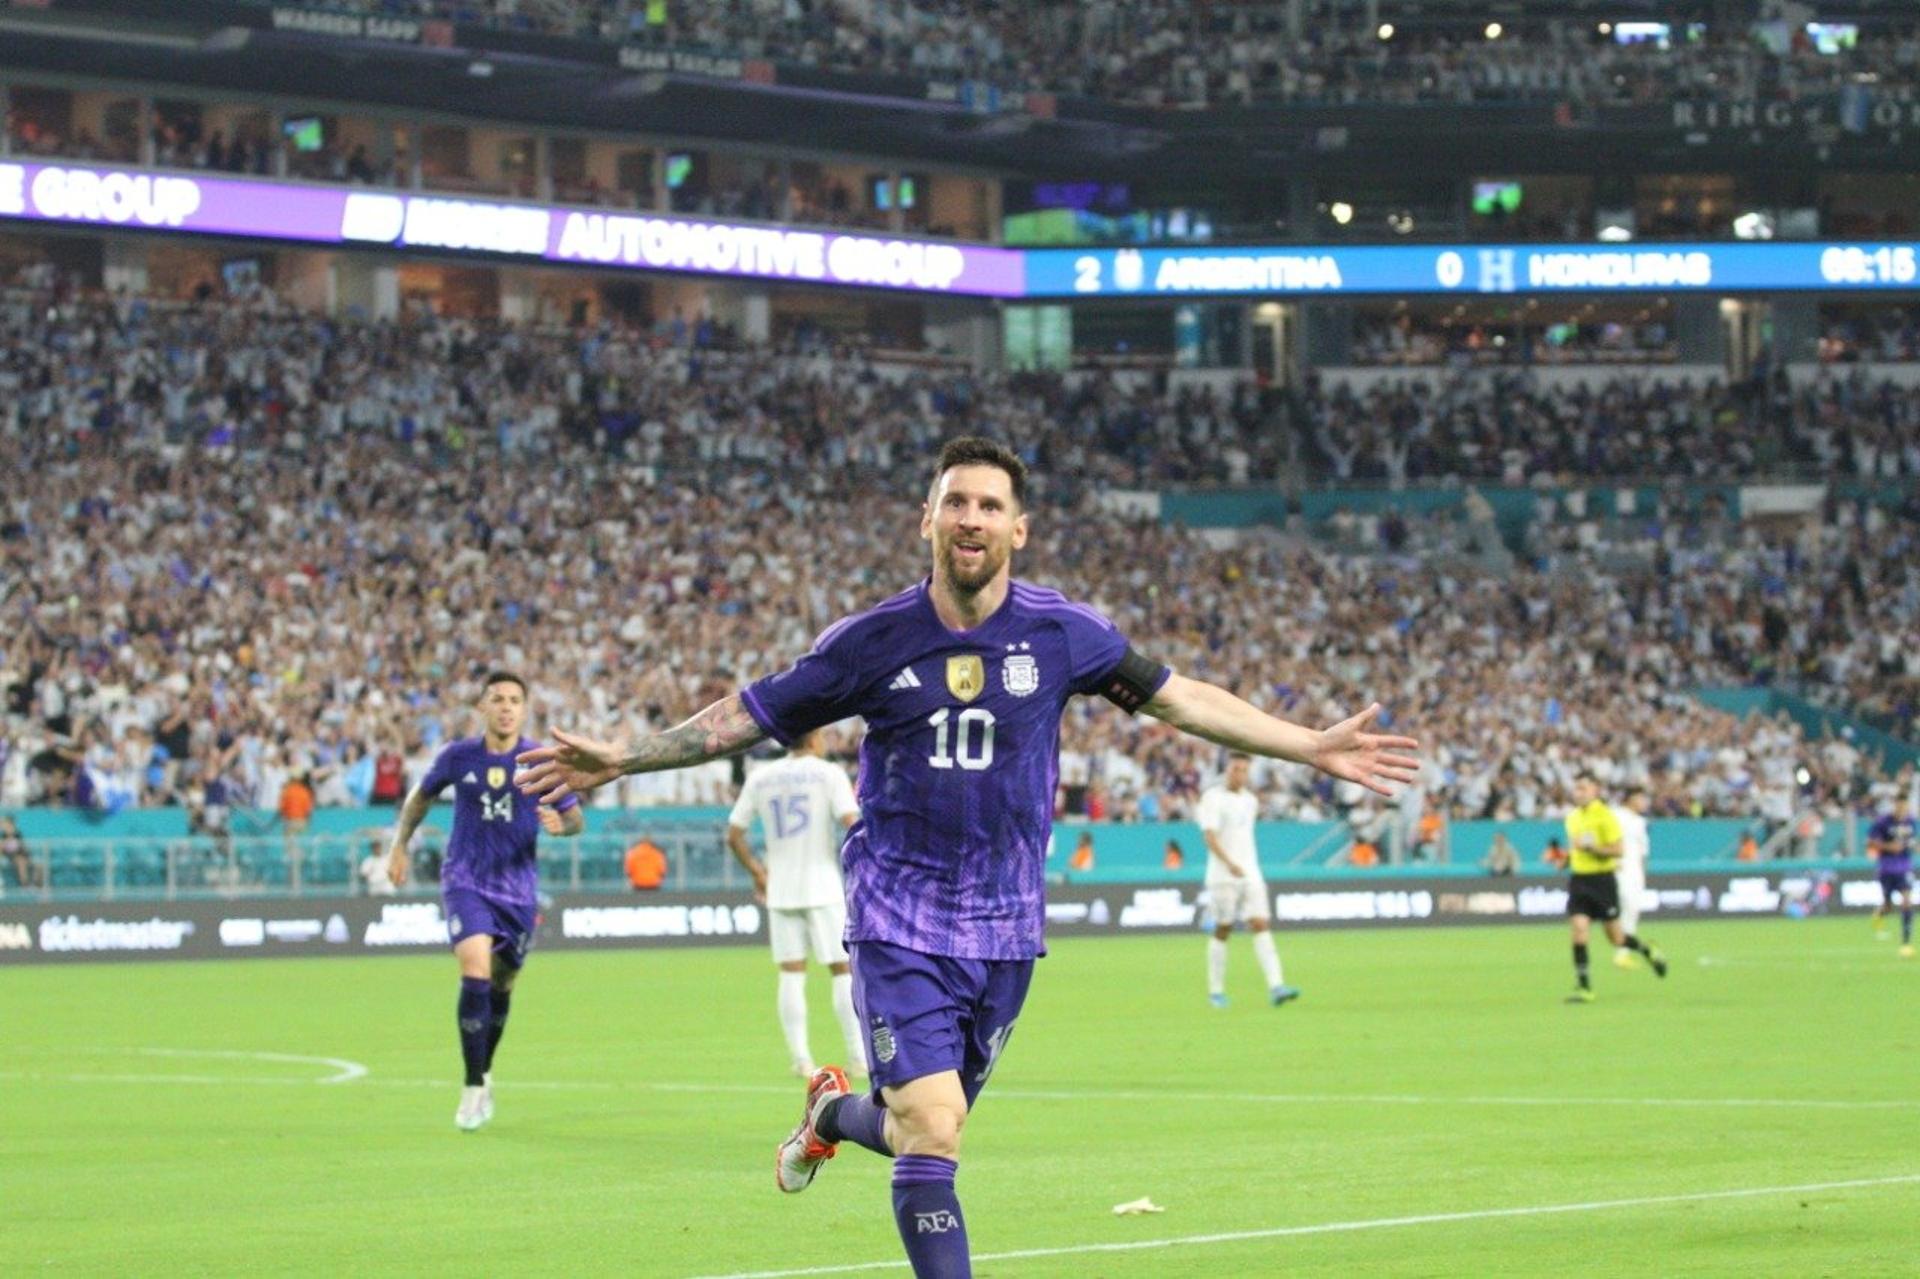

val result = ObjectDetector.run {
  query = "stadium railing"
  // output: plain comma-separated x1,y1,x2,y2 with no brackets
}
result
0,815,1876,903
3,823,749,904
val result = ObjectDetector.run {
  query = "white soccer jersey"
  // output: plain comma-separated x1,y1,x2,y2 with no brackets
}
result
1197,784,1262,885
729,755,859,909
1615,808,1650,874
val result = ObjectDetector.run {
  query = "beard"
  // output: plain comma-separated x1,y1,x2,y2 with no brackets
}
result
938,537,1006,594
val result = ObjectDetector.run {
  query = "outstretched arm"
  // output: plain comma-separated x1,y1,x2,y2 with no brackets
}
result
384,785,435,886
1141,673,1419,797
515,693,768,805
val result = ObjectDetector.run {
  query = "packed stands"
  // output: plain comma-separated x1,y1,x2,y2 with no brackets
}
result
2,266,1913,837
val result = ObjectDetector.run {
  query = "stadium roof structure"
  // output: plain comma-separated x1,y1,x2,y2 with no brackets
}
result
6,0,1920,181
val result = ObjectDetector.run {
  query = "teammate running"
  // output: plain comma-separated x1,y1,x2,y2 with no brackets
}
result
391,672,584,1131
1868,796,1915,958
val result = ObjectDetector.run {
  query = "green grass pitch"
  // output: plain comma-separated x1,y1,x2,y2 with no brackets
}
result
6,917,1916,1276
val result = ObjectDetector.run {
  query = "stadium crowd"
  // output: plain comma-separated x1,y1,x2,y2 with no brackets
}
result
1303,368,1920,485
201,1,1920,110
0,269,1914,840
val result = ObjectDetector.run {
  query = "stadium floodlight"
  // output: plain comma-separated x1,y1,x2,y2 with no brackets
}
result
1329,201,1355,226
1377,23,1394,41
1485,22,1503,40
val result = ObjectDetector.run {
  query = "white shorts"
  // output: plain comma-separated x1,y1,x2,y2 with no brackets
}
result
1207,877,1271,926
768,902,849,966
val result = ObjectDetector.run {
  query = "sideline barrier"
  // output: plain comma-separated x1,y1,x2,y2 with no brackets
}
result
0,870,1879,964
0,809,1859,900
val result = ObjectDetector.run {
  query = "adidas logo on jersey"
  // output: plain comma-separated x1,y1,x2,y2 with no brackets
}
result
888,667,922,691
461,771,479,784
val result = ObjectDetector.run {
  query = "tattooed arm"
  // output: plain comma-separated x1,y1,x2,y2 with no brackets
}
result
513,693,768,806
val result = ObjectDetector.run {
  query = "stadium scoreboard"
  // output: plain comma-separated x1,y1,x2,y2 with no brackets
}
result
5,159,1920,301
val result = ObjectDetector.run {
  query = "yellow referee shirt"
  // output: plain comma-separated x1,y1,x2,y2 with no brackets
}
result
1564,800,1623,876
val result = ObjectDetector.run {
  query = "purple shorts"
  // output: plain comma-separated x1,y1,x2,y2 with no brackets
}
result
1880,869,1913,901
849,940,1034,1108
444,889,537,970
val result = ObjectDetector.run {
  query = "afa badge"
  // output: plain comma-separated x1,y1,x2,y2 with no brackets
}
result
946,655,985,703
486,767,507,790
1003,654,1039,697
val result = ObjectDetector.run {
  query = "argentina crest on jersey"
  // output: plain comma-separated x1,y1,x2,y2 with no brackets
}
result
1002,653,1039,696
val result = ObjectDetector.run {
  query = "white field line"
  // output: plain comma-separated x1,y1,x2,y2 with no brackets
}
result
1,1066,1906,1111
135,1047,368,1083
1697,953,1917,972
682,1173,1920,1279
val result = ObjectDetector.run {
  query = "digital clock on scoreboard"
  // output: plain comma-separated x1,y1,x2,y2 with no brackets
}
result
1818,245,1918,286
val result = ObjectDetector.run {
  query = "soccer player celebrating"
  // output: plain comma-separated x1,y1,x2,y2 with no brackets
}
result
1611,788,1653,970
515,439,1418,1278
1562,776,1666,1003
390,672,584,1131
1867,796,1915,957
1197,752,1300,1008
726,729,869,1078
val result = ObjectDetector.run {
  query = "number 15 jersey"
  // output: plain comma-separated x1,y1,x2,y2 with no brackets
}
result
742,578,1168,961
729,754,860,910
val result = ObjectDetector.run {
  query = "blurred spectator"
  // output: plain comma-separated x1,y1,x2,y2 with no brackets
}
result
625,837,667,890
0,815,41,889
358,837,397,896
1482,832,1520,877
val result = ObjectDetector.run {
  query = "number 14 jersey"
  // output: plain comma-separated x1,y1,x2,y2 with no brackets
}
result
742,579,1168,960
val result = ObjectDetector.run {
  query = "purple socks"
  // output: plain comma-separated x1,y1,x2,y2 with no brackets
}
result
892,1155,969,1278
457,976,491,1086
819,1092,892,1156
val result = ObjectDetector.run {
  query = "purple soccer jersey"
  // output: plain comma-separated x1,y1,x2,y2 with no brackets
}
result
742,579,1169,960
419,737,579,906
1870,813,1915,876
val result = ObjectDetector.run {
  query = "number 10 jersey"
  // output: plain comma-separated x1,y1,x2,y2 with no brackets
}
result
742,578,1167,960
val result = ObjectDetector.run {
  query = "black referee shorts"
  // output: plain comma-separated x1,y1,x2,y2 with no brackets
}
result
1567,872,1620,921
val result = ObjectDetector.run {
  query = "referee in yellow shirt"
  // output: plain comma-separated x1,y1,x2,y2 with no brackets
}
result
1564,776,1668,1003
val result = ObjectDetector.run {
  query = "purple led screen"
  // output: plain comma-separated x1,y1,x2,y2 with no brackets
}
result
0,160,1026,297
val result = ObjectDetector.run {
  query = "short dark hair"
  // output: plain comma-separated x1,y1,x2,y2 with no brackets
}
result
931,437,1027,508
482,671,527,698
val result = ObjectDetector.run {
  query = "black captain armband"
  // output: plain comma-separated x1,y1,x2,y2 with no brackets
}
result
1099,647,1168,714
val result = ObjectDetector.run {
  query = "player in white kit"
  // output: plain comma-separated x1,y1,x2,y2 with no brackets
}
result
726,729,870,1077
1612,788,1652,969
1198,753,1302,1008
